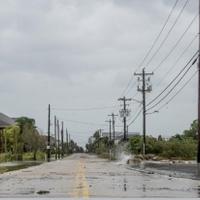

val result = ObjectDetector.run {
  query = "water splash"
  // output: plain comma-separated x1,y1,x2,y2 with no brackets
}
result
116,152,133,165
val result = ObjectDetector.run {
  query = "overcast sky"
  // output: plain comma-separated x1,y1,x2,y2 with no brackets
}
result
0,0,198,147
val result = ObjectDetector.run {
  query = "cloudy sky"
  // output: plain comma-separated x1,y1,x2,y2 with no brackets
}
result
0,0,198,147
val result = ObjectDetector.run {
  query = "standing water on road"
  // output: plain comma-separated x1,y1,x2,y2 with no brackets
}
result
0,161,43,174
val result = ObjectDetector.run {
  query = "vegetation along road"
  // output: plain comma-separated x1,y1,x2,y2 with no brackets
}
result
0,153,200,198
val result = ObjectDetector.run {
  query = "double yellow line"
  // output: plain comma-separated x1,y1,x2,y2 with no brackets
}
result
72,160,90,198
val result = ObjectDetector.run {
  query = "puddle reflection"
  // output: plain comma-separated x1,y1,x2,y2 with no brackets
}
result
123,178,127,191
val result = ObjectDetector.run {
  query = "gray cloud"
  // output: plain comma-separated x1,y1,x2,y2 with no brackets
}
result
0,0,198,146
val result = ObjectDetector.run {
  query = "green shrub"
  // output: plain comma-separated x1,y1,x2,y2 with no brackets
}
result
127,135,197,160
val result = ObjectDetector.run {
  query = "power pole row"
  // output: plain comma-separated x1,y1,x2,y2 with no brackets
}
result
47,104,70,162
108,113,118,141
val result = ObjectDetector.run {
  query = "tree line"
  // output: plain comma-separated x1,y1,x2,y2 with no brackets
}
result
1,116,83,162
86,120,198,160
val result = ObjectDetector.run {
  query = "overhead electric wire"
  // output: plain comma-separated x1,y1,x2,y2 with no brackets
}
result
137,0,179,69
119,0,179,97
156,34,198,86
127,103,142,123
157,70,198,111
146,0,189,66
120,75,136,97
128,108,143,126
60,119,108,127
153,13,198,72
147,51,199,107
52,105,119,111
146,55,198,112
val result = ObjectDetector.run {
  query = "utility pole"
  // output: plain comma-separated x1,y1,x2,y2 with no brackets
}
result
106,119,112,160
66,128,68,155
61,121,64,158
108,113,118,142
54,116,57,160
68,134,71,153
105,119,112,141
198,0,200,164
134,68,153,155
127,125,129,139
47,104,51,162
57,119,60,159
118,97,131,141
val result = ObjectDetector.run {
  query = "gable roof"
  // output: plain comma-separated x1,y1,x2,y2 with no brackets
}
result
0,113,15,128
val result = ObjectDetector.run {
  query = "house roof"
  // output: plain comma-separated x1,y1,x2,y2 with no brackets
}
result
0,113,15,128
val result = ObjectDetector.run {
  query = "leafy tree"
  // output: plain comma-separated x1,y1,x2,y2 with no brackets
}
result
128,135,142,154
4,125,22,159
183,120,197,140
16,117,45,160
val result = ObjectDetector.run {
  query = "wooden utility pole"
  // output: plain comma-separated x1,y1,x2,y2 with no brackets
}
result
54,116,57,160
57,119,60,159
134,68,153,155
105,119,112,160
118,97,132,141
198,0,200,164
105,119,112,142
66,128,69,155
108,113,118,142
61,121,64,158
47,104,51,162
127,125,129,139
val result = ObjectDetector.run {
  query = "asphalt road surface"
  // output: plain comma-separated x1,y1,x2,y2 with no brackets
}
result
0,153,200,198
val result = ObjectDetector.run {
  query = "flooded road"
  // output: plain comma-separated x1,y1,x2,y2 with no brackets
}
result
0,153,199,198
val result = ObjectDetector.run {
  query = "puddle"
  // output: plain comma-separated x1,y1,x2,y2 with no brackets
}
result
37,190,50,195
0,161,43,174
123,178,127,191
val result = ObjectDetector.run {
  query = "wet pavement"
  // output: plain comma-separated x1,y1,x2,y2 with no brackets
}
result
0,161,43,174
128,161,200,180
0,153,200,198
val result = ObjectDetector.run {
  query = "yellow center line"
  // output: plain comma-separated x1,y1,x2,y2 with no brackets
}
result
72,159,90,198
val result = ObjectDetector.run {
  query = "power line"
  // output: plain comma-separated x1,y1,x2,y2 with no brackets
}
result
147,51,199,107
156,34,198,86
119,0,179,97
153,13,198,72
137,0,179,69
127,103,142,123
60,119,108,127
146,0,189,66
120,75,136,97
128,108,143,126
52,105,119,111
157,70,198,111
146,55,198,112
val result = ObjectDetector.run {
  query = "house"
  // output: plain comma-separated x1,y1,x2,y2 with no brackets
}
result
0,113,15,130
